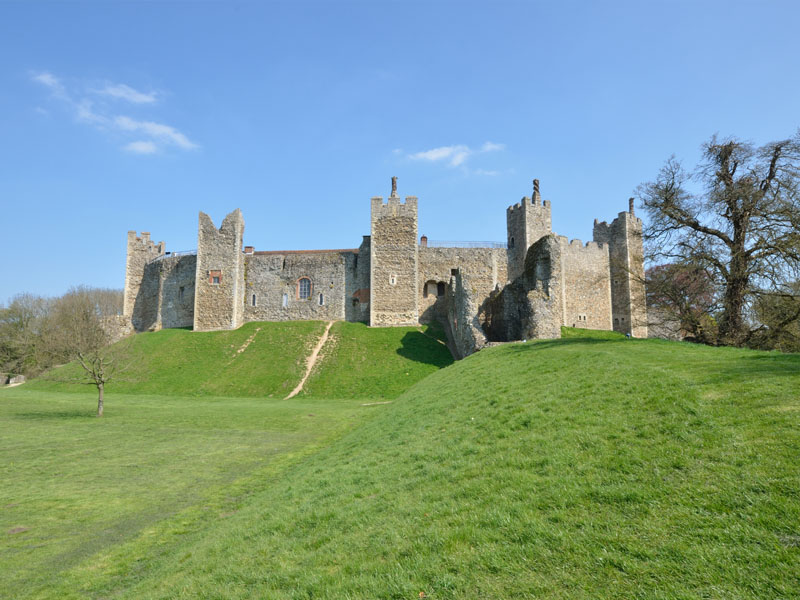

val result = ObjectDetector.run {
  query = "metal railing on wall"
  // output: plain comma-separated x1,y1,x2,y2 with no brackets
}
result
150,250,197,262
424,240,507,249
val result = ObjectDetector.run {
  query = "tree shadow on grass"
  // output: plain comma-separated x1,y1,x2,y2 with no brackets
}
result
11,409,96,420
397,331,455,368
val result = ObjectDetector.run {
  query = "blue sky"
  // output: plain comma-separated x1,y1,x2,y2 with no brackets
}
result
1,0,799,303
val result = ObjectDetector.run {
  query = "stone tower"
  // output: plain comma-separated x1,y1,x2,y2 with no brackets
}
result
592,198,647,337
506,178,552,281
123,230,165,323
193,209,245,332
369,177,419,326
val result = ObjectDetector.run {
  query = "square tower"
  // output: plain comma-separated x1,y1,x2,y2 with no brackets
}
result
369,178,419,326
193,209,246,331
506,179,552,281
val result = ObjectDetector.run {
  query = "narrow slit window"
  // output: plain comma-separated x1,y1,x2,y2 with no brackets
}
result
252,294,257,307
282,293,288,307
179,286,184,301
318,293,324,306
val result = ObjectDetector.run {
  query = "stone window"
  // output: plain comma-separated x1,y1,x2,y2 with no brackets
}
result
318,293,324,306
390,274,397,286
297,277,312,300
252,294,257,307
451,269,458,276
179,286,184,301
509,236,515,249
424,280,437,298
209,270,221,285
282,293,288,307
437,282,446,297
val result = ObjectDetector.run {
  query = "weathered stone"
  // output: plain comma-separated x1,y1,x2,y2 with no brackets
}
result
121,177,647,355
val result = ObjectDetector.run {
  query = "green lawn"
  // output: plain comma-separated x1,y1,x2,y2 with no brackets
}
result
28,320,452,399
3,329,800,598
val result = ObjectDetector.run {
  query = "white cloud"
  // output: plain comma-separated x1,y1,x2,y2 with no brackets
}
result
97,83,157,104
30,70,198,154
481,141,505,152
124,141,158,154
474,169,500,176
408,141,506,168
114,116,198,150
409,144,471,167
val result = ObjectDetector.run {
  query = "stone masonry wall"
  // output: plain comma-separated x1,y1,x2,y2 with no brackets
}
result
418,246,507,324
344,236,371,323
243,251,348,322
157,254,196,329
123,231,164,319
481,234,564,342
593,205,647,337
370,195,418,326
194,209,245,332
130,254,196,332
444,270,487,359
557,238,612,330
506,180,552,281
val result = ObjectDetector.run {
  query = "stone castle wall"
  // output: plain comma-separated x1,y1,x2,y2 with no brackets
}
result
369,195,418,326
194,210,245,332
243,251,350,322
593,202,647,337
122,179,647,354
123,231,164,321
481,234,563,343
558,238,612,330
418,246,507,324
444,270,488,359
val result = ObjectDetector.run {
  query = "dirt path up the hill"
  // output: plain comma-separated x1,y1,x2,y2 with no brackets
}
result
285,321,334,399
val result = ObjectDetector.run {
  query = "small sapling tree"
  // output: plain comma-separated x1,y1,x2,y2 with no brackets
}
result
43,286,130,417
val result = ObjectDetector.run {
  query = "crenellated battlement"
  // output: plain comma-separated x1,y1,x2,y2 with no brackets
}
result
121,175,646,343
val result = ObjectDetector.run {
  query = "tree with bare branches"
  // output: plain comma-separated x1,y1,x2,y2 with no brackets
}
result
43,287,130,417
638,133,800,346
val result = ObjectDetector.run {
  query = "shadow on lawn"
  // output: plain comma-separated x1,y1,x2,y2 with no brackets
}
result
396,331,455,368
12,409,97,420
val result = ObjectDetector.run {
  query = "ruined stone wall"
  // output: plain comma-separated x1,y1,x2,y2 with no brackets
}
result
157,255,196,329
243,251,348,322
131,260,160,332
123,231,164,319
481,235,564,342
193,209,245,332
130,254,196,332
506,180,552,281
444,270,487,359
593,203,647,337
557,238,612,330
418,247,507,324
369,195,418,326
344,236,371,323
101,315,134,344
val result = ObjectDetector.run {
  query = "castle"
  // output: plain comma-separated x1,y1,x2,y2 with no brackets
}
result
123,178,646,357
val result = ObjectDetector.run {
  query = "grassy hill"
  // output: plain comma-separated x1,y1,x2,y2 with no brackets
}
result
3,329,799,598
28,321,453,399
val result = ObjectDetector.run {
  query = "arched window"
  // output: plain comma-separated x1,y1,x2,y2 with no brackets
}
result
298,277,312,300
318,293,324,306
251,294,257,307
282,293,288,307
509,236,515,249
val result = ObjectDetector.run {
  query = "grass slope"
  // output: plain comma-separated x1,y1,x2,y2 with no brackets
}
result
3,330,799,598
28,321,453,399
301,321,453,399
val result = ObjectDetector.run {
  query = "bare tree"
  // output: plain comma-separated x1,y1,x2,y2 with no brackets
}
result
638,133,800,346
43,287,130,417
